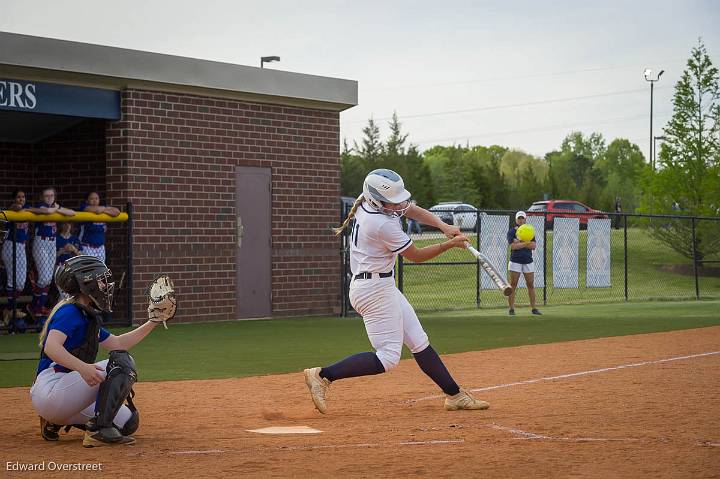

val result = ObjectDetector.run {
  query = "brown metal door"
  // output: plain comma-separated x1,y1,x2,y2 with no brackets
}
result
235,166,272,318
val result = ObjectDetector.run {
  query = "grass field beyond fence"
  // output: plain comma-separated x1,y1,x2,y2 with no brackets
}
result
1,300,719,388
401,227,720,311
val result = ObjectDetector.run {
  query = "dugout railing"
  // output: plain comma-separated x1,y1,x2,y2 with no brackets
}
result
339,204,720,315
0,203,133,334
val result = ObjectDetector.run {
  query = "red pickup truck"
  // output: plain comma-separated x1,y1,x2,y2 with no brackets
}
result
526,200,608,229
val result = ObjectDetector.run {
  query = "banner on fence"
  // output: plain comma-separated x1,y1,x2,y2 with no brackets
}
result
553,218,579,288
518,215,545,289
587,218,611,288
480,215,509,290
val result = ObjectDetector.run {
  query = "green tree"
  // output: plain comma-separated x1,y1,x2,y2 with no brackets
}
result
354,117,383,164
386,112,409,156
596,138,649,212
547,131,608,208
643,40,720,261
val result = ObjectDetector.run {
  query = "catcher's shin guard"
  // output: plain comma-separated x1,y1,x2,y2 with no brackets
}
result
93,350,137,431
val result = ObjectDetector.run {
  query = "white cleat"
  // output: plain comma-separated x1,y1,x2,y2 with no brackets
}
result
304,367,331,414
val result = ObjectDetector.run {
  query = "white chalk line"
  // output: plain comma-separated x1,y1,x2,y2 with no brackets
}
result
399,439,465,446
279,439,465,452
487,424,638,443
412,351,720,402
169,449,226,455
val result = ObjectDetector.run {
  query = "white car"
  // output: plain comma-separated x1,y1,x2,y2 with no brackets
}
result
428,202,479,231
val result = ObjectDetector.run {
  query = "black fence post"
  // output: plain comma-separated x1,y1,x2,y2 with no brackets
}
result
126,201,133,326
624,213,628,301
691,217,699,300
476,211,481,308
543,212,547,306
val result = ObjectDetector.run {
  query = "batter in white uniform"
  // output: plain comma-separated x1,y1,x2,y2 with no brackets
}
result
304,169,490,413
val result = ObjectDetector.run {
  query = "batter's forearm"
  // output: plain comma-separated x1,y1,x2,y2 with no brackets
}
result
404,242,453,263
405,204,444,228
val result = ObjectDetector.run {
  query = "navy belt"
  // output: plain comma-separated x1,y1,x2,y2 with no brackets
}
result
354,272,393,280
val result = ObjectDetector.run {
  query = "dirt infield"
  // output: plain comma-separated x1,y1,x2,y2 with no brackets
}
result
3,327,719,478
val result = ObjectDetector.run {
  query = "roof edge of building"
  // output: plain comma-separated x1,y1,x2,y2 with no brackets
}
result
0,31,358,112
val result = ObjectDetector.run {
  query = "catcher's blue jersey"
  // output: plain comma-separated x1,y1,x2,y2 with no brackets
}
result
37,304,110,375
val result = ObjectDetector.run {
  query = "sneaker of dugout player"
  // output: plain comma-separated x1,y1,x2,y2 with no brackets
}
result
304,367,331,414
444,390,490,411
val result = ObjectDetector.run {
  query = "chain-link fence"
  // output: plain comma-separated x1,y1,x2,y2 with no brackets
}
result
340,204,720,315
1,205,132,334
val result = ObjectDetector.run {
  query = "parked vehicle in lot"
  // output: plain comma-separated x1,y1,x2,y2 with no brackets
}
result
526,200,608,229
428,202,479,231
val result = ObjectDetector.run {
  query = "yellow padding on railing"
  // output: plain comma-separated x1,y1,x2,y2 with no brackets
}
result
1,211,129,223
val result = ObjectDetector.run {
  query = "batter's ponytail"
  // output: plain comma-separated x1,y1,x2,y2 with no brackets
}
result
333,195,364,236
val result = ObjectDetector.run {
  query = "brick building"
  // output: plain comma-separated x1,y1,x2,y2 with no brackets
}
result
0,32,357,324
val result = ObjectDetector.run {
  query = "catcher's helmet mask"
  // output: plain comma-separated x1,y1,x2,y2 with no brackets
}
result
362,169,412,218
54,255,115,312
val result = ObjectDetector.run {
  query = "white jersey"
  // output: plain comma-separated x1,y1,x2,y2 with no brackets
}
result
349,203,413,275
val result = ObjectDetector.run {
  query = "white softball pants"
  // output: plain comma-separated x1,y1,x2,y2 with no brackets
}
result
32,238,56,287
1,241,27,290
30,359,132,427
349,276,430,371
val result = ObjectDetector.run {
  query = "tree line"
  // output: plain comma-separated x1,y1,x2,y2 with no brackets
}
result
342,116,648,214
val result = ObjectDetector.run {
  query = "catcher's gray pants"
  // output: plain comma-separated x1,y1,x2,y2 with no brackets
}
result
30,359,133,427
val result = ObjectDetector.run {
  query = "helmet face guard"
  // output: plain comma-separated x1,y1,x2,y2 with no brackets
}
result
79,269,115,313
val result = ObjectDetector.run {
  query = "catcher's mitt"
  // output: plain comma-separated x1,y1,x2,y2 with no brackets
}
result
147,274,177,328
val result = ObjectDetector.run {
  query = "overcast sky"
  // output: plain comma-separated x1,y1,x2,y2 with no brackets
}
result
2,0,719,160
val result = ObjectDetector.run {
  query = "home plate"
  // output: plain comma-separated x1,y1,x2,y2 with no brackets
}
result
246,426,323,435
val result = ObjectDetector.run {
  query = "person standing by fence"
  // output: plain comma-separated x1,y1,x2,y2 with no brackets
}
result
28,188,75,320
2,190,31,331
79,192,120,263
507,211,541,316
405,200,422,235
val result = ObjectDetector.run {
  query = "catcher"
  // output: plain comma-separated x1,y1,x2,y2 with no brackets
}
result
29,255,176,447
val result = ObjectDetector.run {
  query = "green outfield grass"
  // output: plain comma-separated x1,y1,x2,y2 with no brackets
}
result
403,227,720,311
1,300,719,388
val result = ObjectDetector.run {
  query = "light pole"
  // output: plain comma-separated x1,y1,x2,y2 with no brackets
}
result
644,69,664,167
260,56,280,68
653,135,666,171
